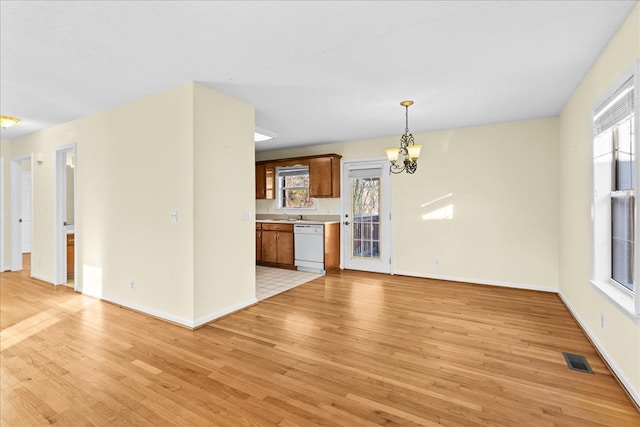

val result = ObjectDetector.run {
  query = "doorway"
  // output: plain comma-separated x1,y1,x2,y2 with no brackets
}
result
9,155,32,272
0,157,4,271
54,146,76,286
341,159,391,273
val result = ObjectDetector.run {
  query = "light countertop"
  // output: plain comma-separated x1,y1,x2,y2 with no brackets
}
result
257,219,340,225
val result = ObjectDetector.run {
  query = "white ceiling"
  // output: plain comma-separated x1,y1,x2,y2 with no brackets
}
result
0,1,637,151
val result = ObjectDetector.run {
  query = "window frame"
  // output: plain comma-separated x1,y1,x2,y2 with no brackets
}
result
590,62,640,322
276,165,316,211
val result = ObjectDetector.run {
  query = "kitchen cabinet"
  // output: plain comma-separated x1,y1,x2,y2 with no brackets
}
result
265,163,276,199
256,154,341,200
259,223,295,268
67,233,74,280
255,164,266,199
324,223,340,272
256,223,262,262
309,155,341,198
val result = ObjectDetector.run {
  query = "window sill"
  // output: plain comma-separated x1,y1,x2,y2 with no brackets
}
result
590,279,640,324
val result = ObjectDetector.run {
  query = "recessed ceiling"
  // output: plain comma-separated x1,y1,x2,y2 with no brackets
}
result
0,1,636,151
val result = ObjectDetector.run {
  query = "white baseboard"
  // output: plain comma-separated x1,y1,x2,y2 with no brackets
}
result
31,272,55,284
193,298,258,328
100,294,257,329
558,291,640,409
392,270,558,293
100,295,194,327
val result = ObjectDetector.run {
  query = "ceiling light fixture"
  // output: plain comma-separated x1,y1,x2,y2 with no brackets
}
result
254,132,273,142
0,115,20,128
385,101,422,174
255,126,278,142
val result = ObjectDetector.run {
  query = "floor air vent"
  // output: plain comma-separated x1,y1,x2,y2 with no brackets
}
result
563,352,593,374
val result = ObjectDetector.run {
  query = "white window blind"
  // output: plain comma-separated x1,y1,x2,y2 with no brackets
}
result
594,76,634,136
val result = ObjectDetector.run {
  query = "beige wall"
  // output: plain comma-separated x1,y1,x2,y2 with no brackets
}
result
258,117,560,290
192,84,256,322
3,82,256,326
559,3,639,402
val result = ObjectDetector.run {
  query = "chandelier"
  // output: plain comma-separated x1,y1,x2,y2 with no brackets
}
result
385,101,422,174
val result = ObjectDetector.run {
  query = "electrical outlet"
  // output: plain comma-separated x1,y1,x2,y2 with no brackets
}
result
434,258,440,266
130,280,136,290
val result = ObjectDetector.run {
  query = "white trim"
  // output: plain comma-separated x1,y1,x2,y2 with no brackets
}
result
392,270,558,293
192,298,258,328
591,61,640,316
558,290,640,408
590,279,640,324
100,295,257,329
31,272,55,284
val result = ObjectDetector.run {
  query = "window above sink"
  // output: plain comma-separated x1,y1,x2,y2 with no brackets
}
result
277,165,316,210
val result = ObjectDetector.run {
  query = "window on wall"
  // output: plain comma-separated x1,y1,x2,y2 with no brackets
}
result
277,166,315,209
592,67,638,317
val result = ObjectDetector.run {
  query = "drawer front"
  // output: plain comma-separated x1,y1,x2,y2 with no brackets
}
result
256,223,262,230
262,223,293,232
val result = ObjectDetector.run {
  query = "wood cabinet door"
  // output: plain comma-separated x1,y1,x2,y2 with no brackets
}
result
323,223,340,271
66,234,75,280
309,157,332,198
265,164,276,199
256,230,262,262
261,230,278,263
276,232,294,265
255,164,266,199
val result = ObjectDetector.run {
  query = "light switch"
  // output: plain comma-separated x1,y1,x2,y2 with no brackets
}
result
242,211,251,221
169,211,178,223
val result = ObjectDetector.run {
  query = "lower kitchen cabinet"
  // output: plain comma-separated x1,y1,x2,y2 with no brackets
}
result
67,233,75,280
324,223,340,272
259,223,295,269
255,223,262,262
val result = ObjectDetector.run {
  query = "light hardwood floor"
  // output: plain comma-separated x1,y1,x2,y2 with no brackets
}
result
2,259,639,426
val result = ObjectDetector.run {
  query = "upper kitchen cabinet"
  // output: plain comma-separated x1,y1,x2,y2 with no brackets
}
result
256,154,342,199
255,163,266,199
256,162,276,199
309,154,341,198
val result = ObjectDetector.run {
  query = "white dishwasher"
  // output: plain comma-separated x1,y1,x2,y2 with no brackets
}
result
294,224,325,273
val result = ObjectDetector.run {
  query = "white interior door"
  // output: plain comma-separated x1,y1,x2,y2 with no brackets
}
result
342,160,391,273
21,170,32,253
10,155,29,271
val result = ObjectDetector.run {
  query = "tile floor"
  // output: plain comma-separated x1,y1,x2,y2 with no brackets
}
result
256,265,324,301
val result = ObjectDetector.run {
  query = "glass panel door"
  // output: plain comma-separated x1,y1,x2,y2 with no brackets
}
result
342,162,390,273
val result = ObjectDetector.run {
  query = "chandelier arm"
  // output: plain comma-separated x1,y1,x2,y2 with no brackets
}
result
389,163,405,174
